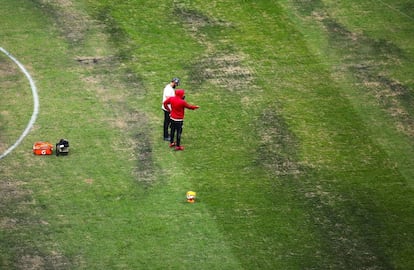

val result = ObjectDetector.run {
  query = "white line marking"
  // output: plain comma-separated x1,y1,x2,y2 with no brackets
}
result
378,0,414,21
0,47,39,160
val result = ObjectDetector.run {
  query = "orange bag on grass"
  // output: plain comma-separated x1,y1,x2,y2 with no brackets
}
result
33,142,53,155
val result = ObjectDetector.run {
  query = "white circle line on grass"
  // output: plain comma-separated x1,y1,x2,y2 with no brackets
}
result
0,47,39,160
378,0,414,21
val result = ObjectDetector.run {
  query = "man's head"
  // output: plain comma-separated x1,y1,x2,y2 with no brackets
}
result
171,77,180,88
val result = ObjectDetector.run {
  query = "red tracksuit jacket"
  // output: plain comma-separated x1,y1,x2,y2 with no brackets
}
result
163,89,199,121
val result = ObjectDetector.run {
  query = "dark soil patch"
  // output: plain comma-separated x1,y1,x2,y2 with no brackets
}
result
189,52,253,90
255,108,302,177
127,110,156,188
0,178,72,269
278,2,414,267
174,6,253,90
78,61,155,188
291,1,414,137
321,17,413,136
174,6,213,29
290,0,324,16
0,57,18,152
254,108,394,268
31,0,87,45
2,1,153,269
351,69,414,135
0,55,19,79
15,251,71,270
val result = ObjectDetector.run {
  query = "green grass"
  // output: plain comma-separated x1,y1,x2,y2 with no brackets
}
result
1,0,413,269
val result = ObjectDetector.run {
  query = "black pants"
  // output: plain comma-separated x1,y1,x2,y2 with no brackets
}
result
170,120,184,146
163,110,171,139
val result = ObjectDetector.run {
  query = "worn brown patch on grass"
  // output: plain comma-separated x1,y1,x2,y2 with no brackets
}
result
2,1,153,268
76,56,154,186
174,5,254,90
16,251,70,270
0,56,21,152
34,0,98,44
256,109,302,176
255,106,386,267
0,180,30,207
0,177,72,269
312,10,414,137
284,2,413,267
0,55,19,79
0,179,31,231
293,2,413,137
358,73,414,136
191,53,253,90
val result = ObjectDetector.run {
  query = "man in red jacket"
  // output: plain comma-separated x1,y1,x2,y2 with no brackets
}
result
163,89,200,151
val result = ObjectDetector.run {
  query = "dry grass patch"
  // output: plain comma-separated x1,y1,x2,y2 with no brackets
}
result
256,109,303,177
174,4,254,90
35,0,93,44
313,10,414,138
193,53,254,90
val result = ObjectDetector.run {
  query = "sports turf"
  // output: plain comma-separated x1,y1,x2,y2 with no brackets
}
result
1,0,413,269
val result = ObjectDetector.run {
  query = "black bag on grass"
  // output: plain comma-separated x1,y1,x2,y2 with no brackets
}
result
55,139,70,156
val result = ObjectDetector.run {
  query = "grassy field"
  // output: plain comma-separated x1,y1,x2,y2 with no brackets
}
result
1,0,413,269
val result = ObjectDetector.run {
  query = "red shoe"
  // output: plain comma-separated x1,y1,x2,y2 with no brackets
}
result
175,146,184,151
169,142,176,148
